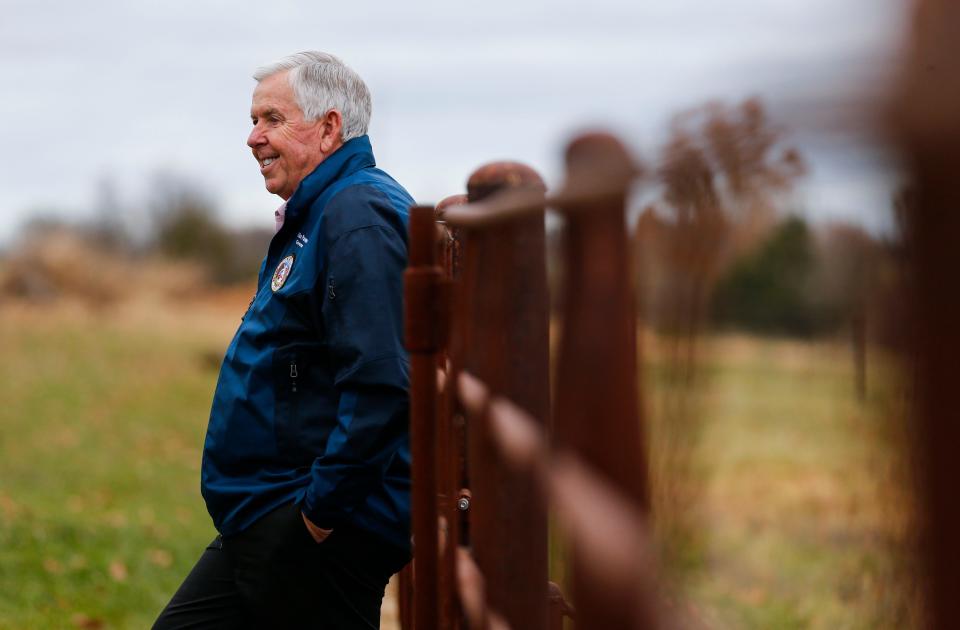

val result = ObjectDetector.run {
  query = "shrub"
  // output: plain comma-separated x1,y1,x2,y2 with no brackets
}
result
711,217,836,337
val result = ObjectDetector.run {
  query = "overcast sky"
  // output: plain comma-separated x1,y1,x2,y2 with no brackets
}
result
0,0,907,245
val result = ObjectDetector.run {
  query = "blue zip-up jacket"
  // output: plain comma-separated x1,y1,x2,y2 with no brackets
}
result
201,135,413,553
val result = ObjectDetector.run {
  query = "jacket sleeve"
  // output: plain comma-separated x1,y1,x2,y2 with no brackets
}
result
300,221,410,529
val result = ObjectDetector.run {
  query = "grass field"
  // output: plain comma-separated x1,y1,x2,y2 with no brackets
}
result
0,293,916,628
645,335,916,629
0,295,246,629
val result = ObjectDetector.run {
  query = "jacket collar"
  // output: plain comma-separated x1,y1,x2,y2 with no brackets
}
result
285,135,376,222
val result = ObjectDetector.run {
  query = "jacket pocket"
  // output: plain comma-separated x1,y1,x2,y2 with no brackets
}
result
272,343,337,465
272,346,302,461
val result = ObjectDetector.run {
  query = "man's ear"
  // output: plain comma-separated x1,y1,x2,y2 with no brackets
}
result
319,110,344,154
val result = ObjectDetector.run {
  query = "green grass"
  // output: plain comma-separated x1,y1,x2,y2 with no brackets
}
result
1,301,917,628
0,302,234,629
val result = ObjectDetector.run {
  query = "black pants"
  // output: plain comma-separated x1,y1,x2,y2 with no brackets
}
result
153,503,410,629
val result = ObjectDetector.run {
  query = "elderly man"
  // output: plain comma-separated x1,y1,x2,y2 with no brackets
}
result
154,51,413,629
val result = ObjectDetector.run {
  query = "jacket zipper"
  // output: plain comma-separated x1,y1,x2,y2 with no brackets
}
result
290,361,298,393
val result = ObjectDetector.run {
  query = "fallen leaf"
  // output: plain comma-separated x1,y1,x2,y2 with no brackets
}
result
148,548,173,568
68,554,88,570
108,560,128,582
104,511,127,528
71,613,105,629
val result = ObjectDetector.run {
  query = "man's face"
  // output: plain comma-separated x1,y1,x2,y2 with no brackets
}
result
247,71,324,200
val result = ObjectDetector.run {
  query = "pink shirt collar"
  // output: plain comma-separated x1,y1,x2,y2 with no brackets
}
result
274,202,286,233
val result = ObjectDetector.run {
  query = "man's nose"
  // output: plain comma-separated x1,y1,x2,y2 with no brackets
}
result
247,125,265,148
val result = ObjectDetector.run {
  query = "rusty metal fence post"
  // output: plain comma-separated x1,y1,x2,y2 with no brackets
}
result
452,163,551,630
405,205,446,630
436,194,468,630
553,133,652,629
554,133,649,506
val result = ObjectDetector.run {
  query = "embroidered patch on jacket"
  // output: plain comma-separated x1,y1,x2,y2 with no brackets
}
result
271,254,295,292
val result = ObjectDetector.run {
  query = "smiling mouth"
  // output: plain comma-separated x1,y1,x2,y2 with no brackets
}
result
259,157,278,170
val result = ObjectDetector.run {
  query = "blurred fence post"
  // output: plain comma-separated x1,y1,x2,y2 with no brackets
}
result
851,311,867,402
453,163,550,630
895,1,960,627
552,133,652,629
554,133,649,507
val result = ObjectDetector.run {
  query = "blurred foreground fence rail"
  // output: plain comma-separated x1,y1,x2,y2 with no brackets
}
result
402,132,658,629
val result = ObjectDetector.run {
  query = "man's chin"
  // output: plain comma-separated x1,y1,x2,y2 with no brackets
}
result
264,179,283,197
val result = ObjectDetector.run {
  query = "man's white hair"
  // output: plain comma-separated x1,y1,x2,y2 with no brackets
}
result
253,51,372,142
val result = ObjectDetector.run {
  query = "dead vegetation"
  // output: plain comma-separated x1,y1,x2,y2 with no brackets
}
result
0,228,211,309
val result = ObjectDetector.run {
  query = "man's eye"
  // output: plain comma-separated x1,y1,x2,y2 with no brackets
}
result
251,118,258,125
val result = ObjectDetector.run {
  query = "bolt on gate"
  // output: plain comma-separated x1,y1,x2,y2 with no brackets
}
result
402,132,659,630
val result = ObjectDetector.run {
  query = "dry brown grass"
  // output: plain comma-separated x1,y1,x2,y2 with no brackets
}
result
0,230,209,308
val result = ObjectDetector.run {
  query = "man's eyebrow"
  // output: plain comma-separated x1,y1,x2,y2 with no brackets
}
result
251,107,282,120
